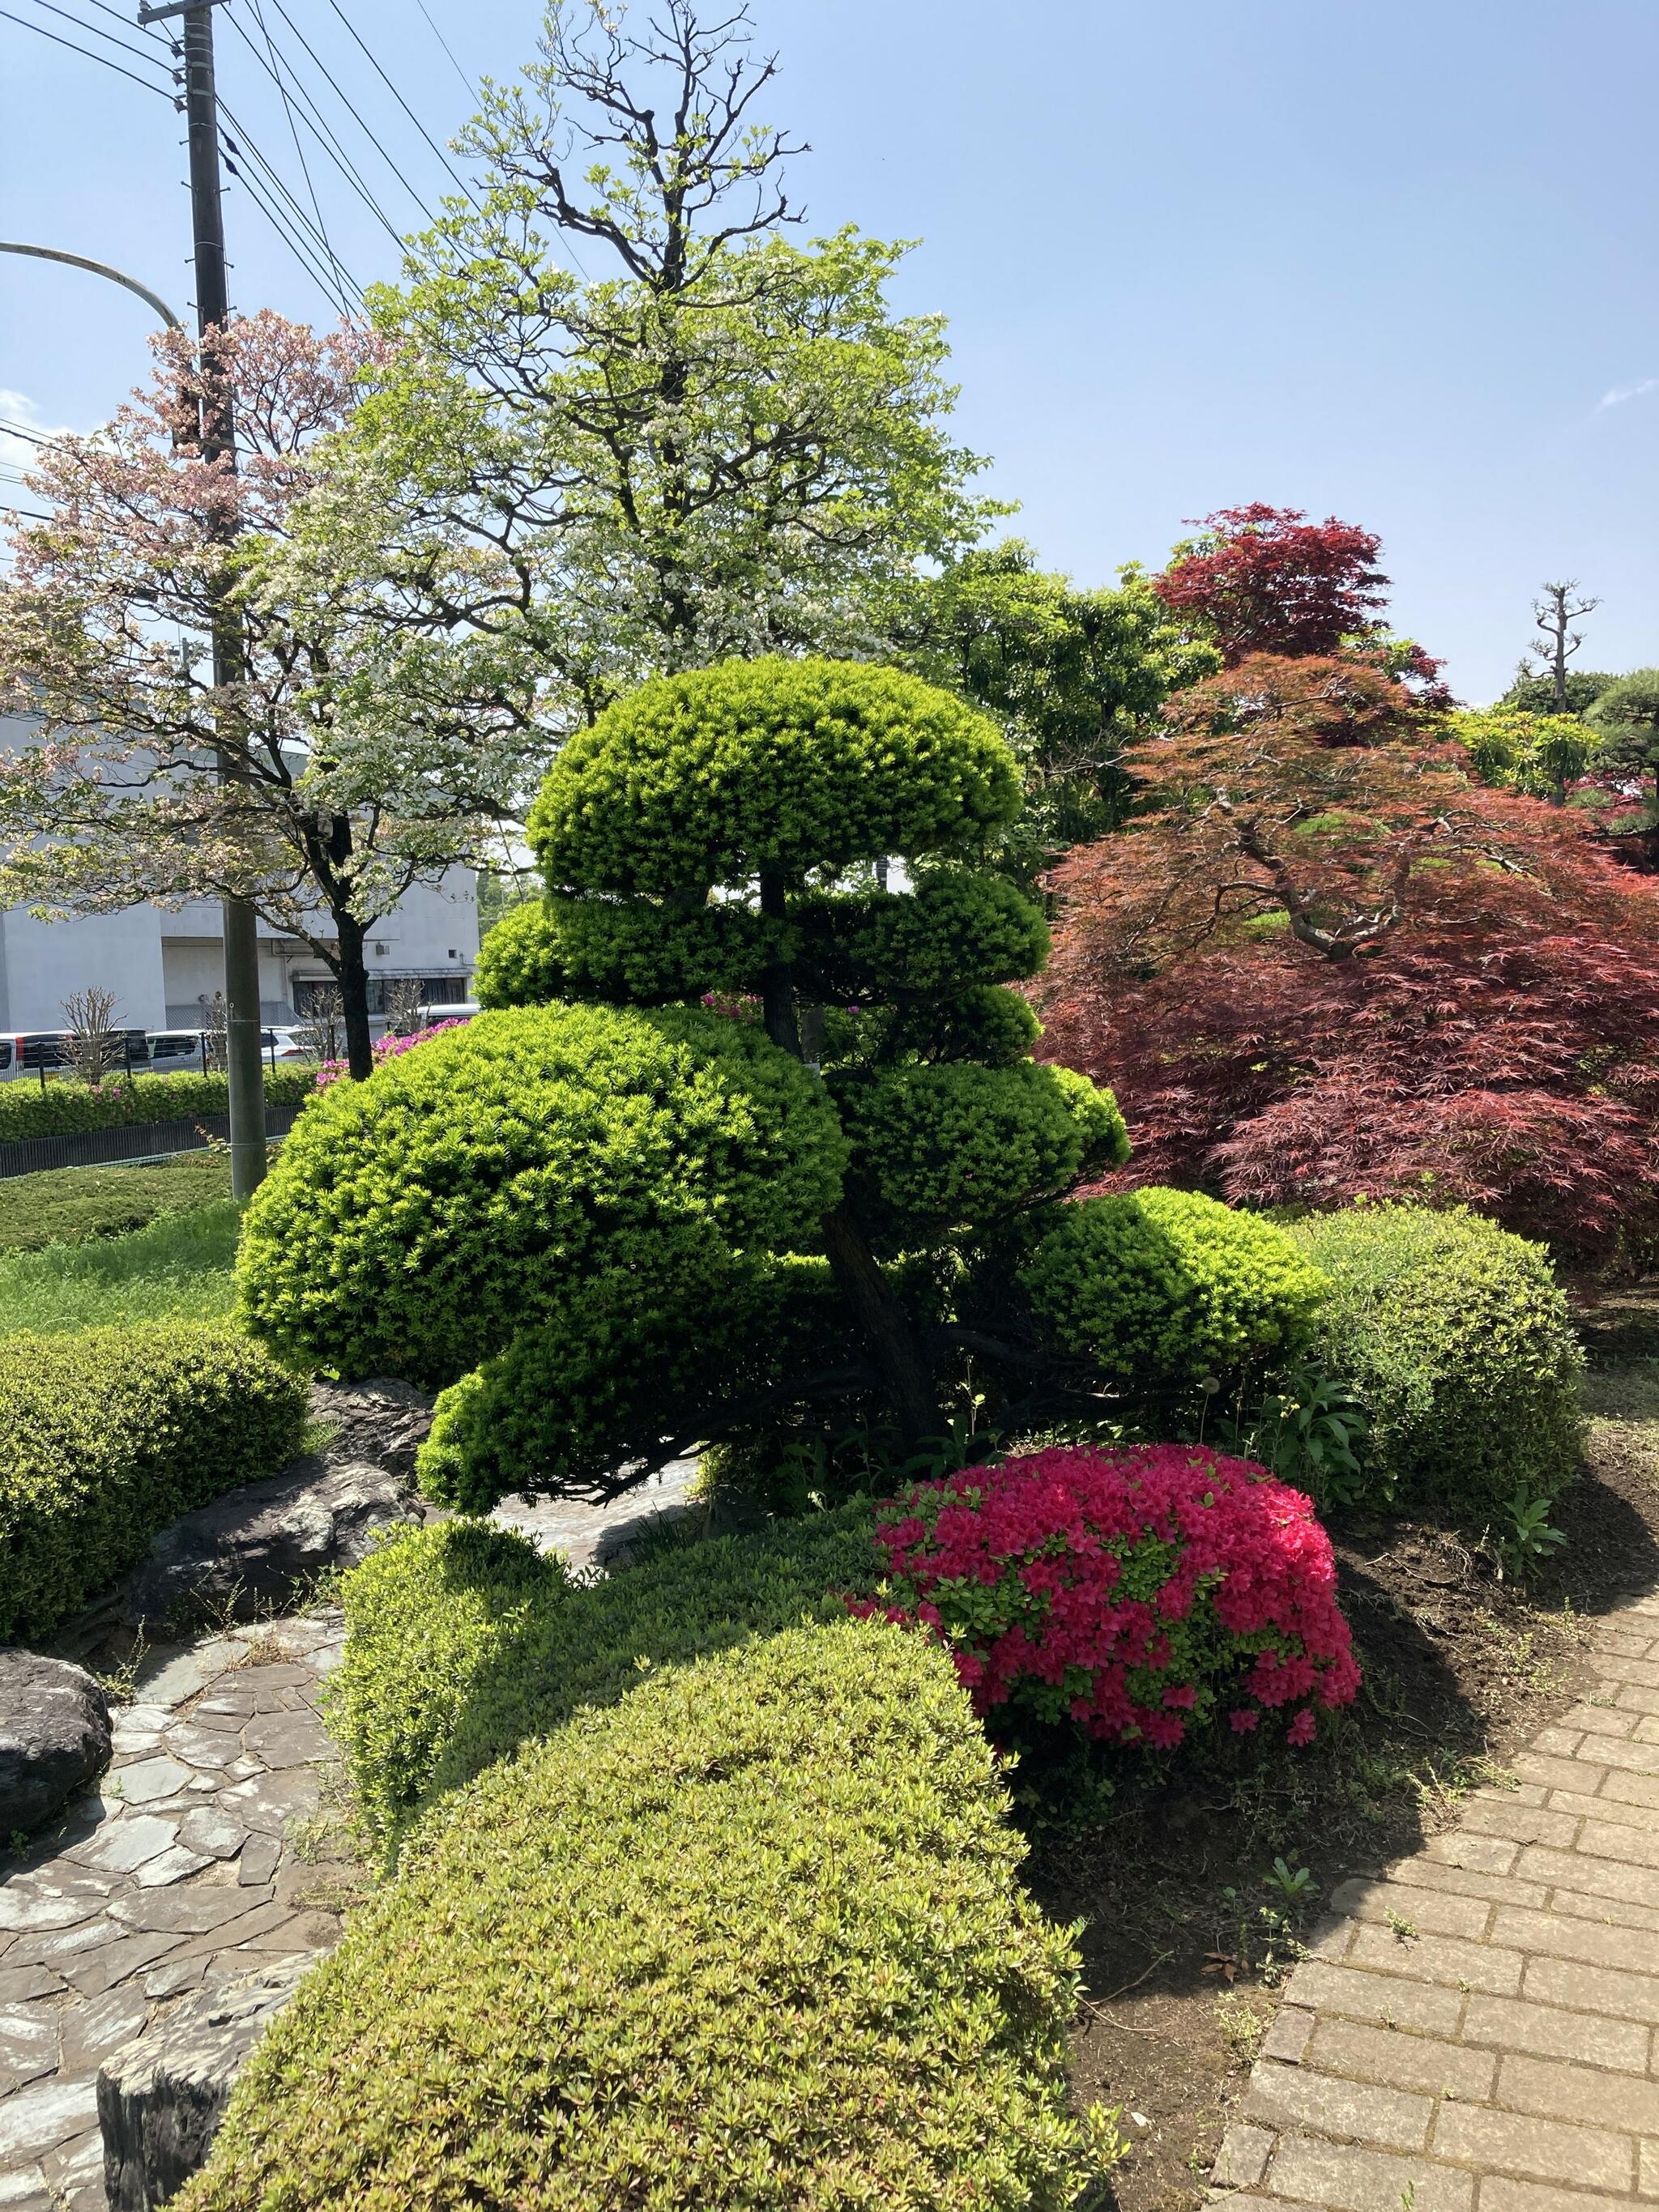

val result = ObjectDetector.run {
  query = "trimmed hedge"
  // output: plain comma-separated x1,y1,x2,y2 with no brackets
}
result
529,656,1021,897
0,1065,315,1143
0,1153,231,1255
329,1503,882,1858
181,1621,1097,2212
0,1323,310,1639
237,1002,848,1384
1021,1187,1328,1400
1289,1204,1583,1522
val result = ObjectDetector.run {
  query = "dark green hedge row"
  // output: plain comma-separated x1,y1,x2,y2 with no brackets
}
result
181,1619,1098,2212
0,1153,232,1255
329,1506,882,1858
1290,1204,1584,1521
0,1323,311,1639
0,1065,316,1142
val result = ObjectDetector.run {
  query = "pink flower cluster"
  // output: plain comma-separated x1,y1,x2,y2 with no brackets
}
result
313,1020,467,1091
857,1443,1360,1752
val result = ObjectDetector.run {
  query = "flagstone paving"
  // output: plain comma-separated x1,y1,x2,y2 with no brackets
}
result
0,1464,702,2210
0,1611,350,2210
1214,1592,1659,2212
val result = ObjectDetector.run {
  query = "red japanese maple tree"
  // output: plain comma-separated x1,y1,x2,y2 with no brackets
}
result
1039,654,1659,1263
1152,502,1440,677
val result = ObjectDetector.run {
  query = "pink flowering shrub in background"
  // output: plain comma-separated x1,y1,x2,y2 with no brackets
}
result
860,1444,1360,1753
314,1020,467,1092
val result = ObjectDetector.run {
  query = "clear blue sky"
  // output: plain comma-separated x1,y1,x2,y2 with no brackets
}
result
4,0,1656,701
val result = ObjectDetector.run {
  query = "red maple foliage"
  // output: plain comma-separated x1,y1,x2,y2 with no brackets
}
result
1039,656,1659,1264
1152,505,1448,697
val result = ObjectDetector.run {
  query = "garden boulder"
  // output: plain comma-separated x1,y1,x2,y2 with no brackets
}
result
120,1459,421,1631
0,1650,111,1835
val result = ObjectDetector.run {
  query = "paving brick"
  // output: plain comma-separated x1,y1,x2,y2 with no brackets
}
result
1209,2196,1324,2212
1589,1652,1659,1689
1462,1804,1583,1850
1427,1835,1520,1876
1264,2009,1316,2065
1553,1789,1659,1837
1307,2018,1495,2101
1345,1924,1524,1997
1516,1844,1659,1912
1635,1718,1659,1745
1482,2179,1647,2212
1475,1784,1550,1809
1459,1993,1649,2073
1642,2139,1659,2200
1244,2062,1432,2152
1496,2049,1659,2134
1385,1864,1549,1912
1546,1885,1659,1934
1618,1687,1659,1716
1600,1768,1659,1812
1431,2105,1631,2191
1492,1902,1659,1976
1282,1964,1465,2038
1329,1882,1494,1942
1528,1729,1586,1761
1303,1918,1357,1963
1578,1819,1659,1871
1523,1953,1659,2026
1585,1737,1659,1780
1267,2137,1473,2212
1561,1705,1640,1740
1516,1755,1607,1794
1214,2125,1277,2189
1592,1627,1659,1660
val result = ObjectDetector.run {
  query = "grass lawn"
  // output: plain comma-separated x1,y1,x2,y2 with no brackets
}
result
0,1151,232,1256
0,1199,241,1338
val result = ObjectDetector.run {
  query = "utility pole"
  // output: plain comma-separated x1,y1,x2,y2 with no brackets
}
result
139,0,267,1200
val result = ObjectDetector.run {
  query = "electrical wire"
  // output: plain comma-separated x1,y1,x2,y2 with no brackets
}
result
220,8,407,245
27,0,174,70
0,3,177,97
262,0,437,224
0,417,53,445
413,0,476,102
247,0,352,309
0,501,55,523
319,0,480,210
82,0,167,45
220,124,361,315
219,96,372,293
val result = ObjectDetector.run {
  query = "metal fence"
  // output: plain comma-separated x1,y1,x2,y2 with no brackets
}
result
0,1102,303,1181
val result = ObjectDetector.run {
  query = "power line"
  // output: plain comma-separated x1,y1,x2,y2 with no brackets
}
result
262,0,437,224
83,0,166,45
1,3,177,98
320,0,479,210
28,0,173,71
413,0,476,102
0,416,53,445
220,7,406,244
0,501,55,523
248,0,352,309
220,121,361,316
220,109,364,296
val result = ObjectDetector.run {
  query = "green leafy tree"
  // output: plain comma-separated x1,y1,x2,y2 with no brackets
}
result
1448,706,1597,803
1498,667,1622,718
241,658,1322,1508
892,543,1218,863
288,0,996,744
1588,671,1659,863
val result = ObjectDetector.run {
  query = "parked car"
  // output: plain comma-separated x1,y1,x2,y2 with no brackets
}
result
412,1002,480,1028
0,1029,148,1079
143,1027,316,1071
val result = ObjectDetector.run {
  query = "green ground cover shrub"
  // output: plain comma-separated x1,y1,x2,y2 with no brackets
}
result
180,1619,1100,2212
331,1504,882,1859
1289,1204,1583,1523
0,1203,241,1340
0,1064,315,1143
0,1152,231,1255
0,1321,309,1638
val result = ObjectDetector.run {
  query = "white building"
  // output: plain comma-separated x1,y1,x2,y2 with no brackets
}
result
0,713,479,1034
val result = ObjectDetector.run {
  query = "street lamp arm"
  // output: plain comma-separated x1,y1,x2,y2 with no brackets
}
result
0,242,183,332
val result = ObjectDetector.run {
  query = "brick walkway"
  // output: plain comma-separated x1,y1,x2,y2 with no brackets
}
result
1215,1594,1659,2212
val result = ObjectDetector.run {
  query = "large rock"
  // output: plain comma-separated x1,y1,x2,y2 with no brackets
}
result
309,1375,434,1482
120,1460,421,1630
0,1652,111,1836
98,1961,308,2210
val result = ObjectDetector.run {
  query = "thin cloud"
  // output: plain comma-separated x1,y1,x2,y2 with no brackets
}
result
0,388,75,480
1599,377,1659,411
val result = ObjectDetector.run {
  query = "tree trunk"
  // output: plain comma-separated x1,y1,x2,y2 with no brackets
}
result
821,1205,940,1450
757,867,801,1057
334,911,375,1081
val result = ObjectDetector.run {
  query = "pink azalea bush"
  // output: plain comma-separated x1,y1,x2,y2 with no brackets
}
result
314,1020,467,1091
858,1444,1360,1752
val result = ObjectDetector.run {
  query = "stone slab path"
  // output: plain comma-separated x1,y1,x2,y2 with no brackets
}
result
0,1464,703,2210
0,1612,351,2211
1215,1592,1659,2212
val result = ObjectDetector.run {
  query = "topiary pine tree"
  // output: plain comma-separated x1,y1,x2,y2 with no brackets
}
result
240,656,1323,1510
